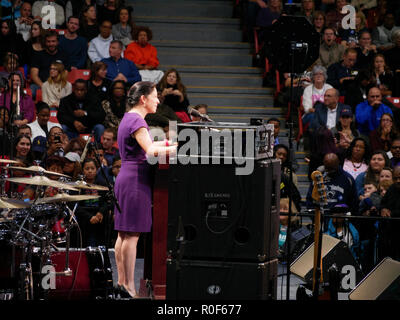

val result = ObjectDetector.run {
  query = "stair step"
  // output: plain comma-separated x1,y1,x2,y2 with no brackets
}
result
152,40,250,50
206,106,282,116
132,0,235,18
181,73,264,87
158,51,252,66
207,114,285,123
135,15,241,26
187,86,273,95
188,93,274,108
160,64,262,75
157,46,250,55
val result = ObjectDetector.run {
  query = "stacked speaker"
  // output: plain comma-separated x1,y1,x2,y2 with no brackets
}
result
166,159,281,300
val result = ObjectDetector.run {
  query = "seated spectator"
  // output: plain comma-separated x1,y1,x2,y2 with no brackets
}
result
57,79,106,142
371,53,394,97
344,68,376,113
87,61,112,103
274,143,298,188
97,0,121,25
350,0,378,11
41,62,73,109
371,12,399,52
325,204,361,260
66,0,96,21
379,165,400,261
45,155,66,183
190,104,209,122
340,11,369,49
101,127,119,166
379,167,393,184
62,151,82,180
75,158,108,247
306,152,359,213
355,86,393,137
15,1,33,42
355,149,390,198
325,0,349,33
26,21,44,66
0,72,35,127
30,31,69,98
17,124,32,141
102,40,141,86
88,20,113,63
311,88,349,131
46,126,69,158
0,53,24,83
13,134,34,166
157,68,190,121
369,113,398,152
384,29,400,96
327,48,358,96
302,65,333,127
32,0,65,28
366,0,387,30
28,102,62,140
307,126,340,179
278,197,301,254
389,138,400,167
312,11,326,40
78,4,99,42
31,135,47,165
101,80,126,129
256,0,282,29
342,137,370,180
316,27,346,69
58,16,88,70
64,137,86,157
296,0,315,24
124,26,164,84
0,19,27,66
267,117,281,145
354,30,377,70
331,107,360,150
112,6,134,47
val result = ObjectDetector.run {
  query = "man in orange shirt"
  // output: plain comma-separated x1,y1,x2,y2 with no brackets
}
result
124,26,164,84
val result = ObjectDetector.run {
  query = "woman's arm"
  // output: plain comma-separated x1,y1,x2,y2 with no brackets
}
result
134,127,176,157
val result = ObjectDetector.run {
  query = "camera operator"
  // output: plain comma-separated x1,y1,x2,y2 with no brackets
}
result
46,126,69,160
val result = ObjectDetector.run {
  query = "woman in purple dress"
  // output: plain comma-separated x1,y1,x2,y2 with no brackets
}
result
114,81,176,299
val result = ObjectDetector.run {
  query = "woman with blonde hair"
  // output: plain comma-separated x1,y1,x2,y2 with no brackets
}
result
41,62,72,108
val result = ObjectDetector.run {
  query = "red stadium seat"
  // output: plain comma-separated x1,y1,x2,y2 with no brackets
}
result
36,88,42,103
67,69,90,84
386,97,400,108
49,109,59,123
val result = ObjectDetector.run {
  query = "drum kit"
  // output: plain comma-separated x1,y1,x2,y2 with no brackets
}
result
0,160,114,300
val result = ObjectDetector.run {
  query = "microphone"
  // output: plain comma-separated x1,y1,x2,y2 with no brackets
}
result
187,107,212,122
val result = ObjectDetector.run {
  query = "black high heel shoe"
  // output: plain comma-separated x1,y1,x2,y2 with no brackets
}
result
114,285,133,299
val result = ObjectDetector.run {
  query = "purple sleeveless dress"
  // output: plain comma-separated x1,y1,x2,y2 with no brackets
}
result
114,112,152,233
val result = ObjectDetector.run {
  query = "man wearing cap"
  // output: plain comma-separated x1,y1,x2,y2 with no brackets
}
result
28,102,62,141
311,88,350,131
31,135,48,163
355,86,393,137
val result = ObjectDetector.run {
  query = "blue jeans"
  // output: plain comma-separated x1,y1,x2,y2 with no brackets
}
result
61,123,105,143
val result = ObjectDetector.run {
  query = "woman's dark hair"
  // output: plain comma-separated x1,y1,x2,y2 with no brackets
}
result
13,134,34,165
36,101,50,114
8,72,25,94
89,61,107,81
157,68,187,95
133,25,153,41
345,137,371,162
30,20,45,47
365,149,390,184
126,81,157,110
377,113,398,140
116,6,135,29
1,19,17,37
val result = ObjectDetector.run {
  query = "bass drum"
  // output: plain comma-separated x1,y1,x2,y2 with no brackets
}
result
42,246,114,300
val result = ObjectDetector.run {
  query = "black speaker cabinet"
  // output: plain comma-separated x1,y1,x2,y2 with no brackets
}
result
166,258,278,300
290,234,364,292
349,257,400,300
167,159,281,262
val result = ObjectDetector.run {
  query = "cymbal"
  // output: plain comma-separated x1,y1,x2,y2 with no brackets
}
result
36,193,101,204
66,180,109,191
0,197,31,209
6,176,78,191
7,166,71,178
0,159,21,164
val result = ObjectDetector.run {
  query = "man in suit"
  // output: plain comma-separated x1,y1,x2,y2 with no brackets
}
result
311,88,349,131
